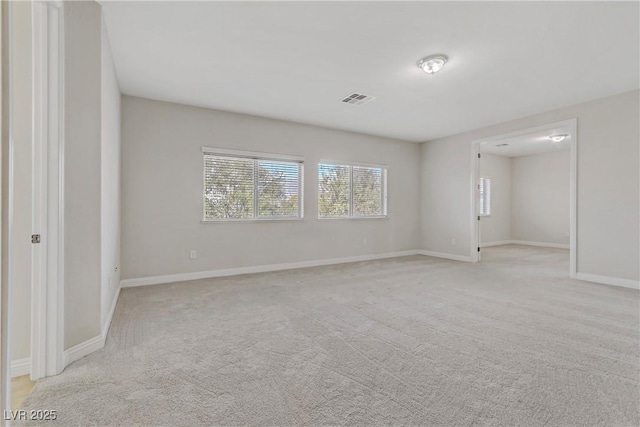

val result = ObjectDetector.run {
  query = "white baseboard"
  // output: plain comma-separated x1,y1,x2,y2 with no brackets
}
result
576,273,639,290
63,287,121,370
509,240,569,249
481,240,512,247
63,334,105,367
101,286,121,337
11,288,120,377
481,240,569,249
121,250,421,288
419,250,473,262
11,357,30,378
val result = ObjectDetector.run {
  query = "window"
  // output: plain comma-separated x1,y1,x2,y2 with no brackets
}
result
318,162,387,218
479,177,491,216
203,148,304,221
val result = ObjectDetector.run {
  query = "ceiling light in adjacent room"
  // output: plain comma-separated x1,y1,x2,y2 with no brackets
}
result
549,134,568,143
417,54,448,74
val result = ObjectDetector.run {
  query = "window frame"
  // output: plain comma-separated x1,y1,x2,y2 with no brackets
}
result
479,176,491,217
202,147,305,223
317,160,388,220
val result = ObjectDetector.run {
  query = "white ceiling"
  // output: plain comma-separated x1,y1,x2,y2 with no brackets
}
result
480,125,572,158
101,1,639,142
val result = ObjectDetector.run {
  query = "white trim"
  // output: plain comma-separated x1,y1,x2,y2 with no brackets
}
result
11,358,30,378
568,118,577,279
481,240,569,249
319,158,389,169
202,217,304,224
50,0,65,379
576,273,639,290
470,142,481,262
480,240,512,247
1,1,14,417
30,0,64,381
419,250,473,262
121,250,421,288
509,240,569,249
317,216,389,221
101,286,120,337
62,286,120,370
30,0,48,382
63,335,104,367
471,118,578,277
201,146,304,163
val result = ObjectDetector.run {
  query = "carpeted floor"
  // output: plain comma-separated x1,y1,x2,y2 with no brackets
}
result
22,245,639,426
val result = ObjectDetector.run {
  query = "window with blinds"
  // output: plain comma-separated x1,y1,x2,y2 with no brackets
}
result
203,149,304,221
318,162,387,218
479,177,491,216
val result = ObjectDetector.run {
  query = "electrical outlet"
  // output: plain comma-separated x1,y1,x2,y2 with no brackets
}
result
190,250,197,260
362,238,368,246
451,238,456,245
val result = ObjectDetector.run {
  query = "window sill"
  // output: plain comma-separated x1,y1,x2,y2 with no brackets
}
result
202,217,304,224
318,216,389,221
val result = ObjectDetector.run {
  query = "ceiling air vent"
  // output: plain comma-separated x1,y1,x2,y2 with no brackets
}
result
340,93,376,106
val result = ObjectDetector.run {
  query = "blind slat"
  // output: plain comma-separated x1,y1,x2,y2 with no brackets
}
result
479,177,491,216
318,163,387,218
204,154,303,220
318,164,351,218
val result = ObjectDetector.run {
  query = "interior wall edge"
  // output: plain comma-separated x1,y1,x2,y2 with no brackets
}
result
100,285,120,337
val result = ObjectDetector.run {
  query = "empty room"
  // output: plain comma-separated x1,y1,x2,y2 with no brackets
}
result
476,123,573,270
1,1,639,426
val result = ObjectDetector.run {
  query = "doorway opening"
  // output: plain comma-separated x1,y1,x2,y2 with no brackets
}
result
470,119,577,278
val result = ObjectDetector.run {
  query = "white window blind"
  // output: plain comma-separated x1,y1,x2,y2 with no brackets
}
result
479,177,491,216
203,150,304,221
318,162,387,218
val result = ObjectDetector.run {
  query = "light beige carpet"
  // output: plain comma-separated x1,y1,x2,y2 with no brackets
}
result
22,245,639,426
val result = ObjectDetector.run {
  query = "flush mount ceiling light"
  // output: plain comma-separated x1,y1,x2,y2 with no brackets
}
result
549,134,569,143
417,54,448,74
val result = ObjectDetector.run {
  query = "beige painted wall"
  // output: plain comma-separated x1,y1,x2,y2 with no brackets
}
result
121,96,421,280
100,16,121,332
479,150,570,247
421,90,639,281
64,1,102,349
511,150,570,245
11,1,31,361
479,153,511,245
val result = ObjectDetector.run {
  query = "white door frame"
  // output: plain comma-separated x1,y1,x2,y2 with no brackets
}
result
470,118,578,278
1,0,13,417
31,0,64,380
